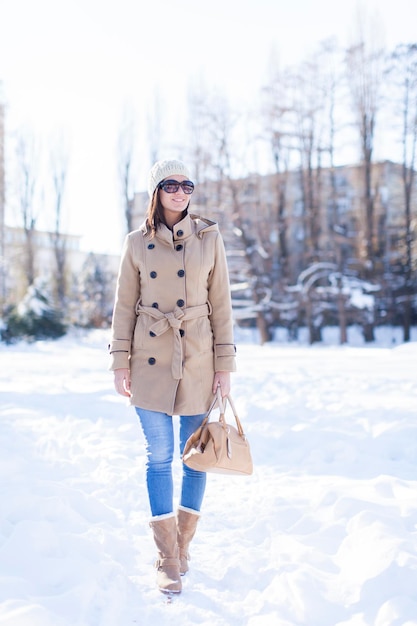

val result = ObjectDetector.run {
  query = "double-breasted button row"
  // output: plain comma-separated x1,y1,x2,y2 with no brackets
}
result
150,300,184,308
147,241,183,250
149,269,185,278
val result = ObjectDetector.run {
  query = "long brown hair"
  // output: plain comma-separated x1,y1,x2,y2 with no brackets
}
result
146,189,189,238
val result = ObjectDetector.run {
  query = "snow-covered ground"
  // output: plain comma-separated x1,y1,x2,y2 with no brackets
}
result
1,326,417,626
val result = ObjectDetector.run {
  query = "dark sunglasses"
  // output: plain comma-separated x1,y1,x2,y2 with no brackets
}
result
159,179,195,194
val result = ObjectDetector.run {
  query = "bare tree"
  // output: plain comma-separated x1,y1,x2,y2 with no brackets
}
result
186,87,276,343
318,39,350,344
210,98,275,342
317,39,345,239
118,106,136,234
147,90,163,171
390,43,417,341
265,44,346,343
262,63,293,283
345,9,386,342
16,132,38,288
49,136,69,306
292,58,325,264
262,43,341,289
186,79,215,200
292,41,346,266
345,10,386,269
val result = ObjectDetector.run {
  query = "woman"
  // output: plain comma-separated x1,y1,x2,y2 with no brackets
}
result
109,159,236,594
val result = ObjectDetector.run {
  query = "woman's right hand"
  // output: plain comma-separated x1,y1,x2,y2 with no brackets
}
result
114,368,132,397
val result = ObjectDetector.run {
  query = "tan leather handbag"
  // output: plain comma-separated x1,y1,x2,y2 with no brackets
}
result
182,388,253,475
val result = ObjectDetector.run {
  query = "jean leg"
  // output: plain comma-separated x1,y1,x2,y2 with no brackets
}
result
179,414,207,512
135,407,174,517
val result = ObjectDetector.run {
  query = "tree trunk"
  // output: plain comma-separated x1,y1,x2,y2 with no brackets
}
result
403,294,411,342
363,322,375,342
256,313,273,345
337,291,348,344
306,298,322,344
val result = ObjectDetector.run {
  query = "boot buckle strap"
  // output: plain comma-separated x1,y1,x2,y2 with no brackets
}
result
155,556,179,571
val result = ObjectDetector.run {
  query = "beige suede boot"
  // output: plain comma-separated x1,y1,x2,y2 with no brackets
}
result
149,514,182,594
177,506,201,575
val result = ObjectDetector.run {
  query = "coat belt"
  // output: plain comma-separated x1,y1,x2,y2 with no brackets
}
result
136,303,212,380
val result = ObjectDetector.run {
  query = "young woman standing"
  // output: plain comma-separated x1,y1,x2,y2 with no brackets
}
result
109,159,236,594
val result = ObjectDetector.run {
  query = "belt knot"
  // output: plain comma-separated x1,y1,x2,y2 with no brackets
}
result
136,303,210,380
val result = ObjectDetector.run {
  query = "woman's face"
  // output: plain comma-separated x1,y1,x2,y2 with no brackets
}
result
159,176,190,218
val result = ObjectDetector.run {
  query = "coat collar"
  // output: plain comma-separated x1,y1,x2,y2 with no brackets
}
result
139,213,219,245
189,213,219,238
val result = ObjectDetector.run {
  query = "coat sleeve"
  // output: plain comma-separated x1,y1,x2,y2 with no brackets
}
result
108,234,141,370
207,232,236,372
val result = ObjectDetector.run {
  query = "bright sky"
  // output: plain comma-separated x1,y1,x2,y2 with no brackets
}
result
0,0,415,254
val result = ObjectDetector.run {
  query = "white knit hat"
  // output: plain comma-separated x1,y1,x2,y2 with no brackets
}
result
147,159,191,198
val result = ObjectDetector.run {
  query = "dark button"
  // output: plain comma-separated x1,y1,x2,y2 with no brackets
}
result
147,243,155,249
149,331,156,337
177,229,184,237
179,329,185,337
152,302,159,309
177,299,185,307
175,244,183,251
177,269,185,277
150,271,157,278
148,357,156,365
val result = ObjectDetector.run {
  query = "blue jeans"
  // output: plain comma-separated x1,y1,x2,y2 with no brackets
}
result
135,408,207,517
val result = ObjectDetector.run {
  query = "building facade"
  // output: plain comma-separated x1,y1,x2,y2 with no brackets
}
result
131,160,416,285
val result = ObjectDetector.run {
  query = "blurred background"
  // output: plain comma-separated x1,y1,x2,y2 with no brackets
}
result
0,0,416,344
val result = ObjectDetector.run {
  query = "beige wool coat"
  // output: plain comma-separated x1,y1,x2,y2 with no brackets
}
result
109,213,236,415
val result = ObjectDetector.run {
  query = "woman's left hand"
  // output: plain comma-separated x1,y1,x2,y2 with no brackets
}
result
212,371,231,397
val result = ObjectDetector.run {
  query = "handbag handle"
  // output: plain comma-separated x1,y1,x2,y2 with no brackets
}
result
214,387,247,439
